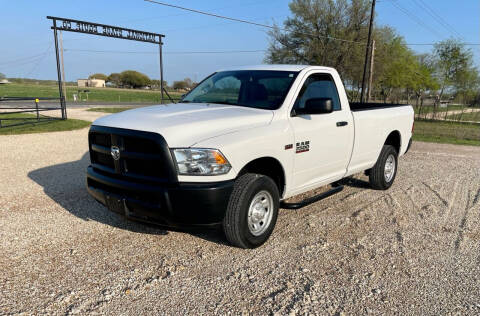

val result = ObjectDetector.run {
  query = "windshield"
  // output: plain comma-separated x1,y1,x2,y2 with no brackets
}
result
181,70,298,110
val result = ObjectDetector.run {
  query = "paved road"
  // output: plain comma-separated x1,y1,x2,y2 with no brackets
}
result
1,112,479,315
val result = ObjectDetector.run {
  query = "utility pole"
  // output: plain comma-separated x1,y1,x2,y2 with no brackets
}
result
59,31,67,102
360,0,376,103
367,40,375,102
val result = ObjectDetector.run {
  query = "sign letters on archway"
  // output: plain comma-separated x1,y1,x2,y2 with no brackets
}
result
47,16,167,118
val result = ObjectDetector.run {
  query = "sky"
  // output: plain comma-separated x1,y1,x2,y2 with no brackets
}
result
0,0,478,84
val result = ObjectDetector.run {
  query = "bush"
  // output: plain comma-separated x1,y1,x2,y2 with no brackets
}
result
88,73,108,81
107,73,121,87
173,80,189,90
119,70,150,89
173,78,195,90
150,79,168,90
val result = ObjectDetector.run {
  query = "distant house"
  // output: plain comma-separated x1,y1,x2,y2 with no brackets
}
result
0,79,11,84
77,78,105,88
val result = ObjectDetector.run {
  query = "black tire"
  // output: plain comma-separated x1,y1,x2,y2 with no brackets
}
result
369,145,398,190
223,173,279,249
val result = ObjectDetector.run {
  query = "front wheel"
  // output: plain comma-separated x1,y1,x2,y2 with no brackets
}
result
369,145,398,190
223,173,279,248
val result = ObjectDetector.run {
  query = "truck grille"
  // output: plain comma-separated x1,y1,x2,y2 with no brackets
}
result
88,126,175,184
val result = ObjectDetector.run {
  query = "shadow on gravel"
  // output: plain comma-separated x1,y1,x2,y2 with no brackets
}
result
337,177,371,189
28,152,229,245
28,152,166,235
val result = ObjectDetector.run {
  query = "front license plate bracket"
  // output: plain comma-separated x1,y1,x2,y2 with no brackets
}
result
105,195,125,214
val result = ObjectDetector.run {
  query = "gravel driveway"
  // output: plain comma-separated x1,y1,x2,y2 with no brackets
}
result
1,114,479,315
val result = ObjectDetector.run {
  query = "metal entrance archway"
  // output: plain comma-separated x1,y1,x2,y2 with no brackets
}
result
47,16,170,119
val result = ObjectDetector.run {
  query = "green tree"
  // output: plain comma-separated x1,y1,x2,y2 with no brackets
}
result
107,73,122,87
173,80,189,90
183,77,193,88
265,0,467,105
372,37,416,102
0,72,5,80
411,54,439,109
119,70,151,89
266,0,371,89
150,79,168,90
88,73,108,81
455,66,479,105
433,39,477,103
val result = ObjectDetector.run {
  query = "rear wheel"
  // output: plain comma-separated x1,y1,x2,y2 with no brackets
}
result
369,145,398,190
223,173,279,248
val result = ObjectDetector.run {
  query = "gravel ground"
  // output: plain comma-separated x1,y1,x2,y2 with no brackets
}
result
1,112,480,315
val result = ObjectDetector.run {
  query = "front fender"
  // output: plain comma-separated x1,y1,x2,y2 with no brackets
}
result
185,121,295,193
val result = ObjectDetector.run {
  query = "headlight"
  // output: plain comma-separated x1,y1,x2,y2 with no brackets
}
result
172,148,232,175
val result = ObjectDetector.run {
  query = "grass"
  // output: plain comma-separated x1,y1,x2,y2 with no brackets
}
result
87,107,133,113
1,83,182,103
446,111,480,122
0,113,91,135
413,119,480,146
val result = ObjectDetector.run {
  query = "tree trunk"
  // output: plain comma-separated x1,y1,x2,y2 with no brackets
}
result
435,85,445,120
421,98,426,120
415,94,421,119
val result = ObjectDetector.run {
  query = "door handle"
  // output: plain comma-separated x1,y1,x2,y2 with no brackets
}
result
336,121,348,127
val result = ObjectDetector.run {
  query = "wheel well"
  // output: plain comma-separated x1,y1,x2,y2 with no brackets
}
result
385,130,401,154
238,157,285,196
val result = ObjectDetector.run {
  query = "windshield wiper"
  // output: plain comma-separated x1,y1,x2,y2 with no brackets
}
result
209,101,241,106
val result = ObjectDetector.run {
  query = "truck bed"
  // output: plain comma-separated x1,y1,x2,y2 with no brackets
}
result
349,102,410,111
346,103,414,176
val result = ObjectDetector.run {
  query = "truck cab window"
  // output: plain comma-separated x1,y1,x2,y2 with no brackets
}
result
294,73,341,111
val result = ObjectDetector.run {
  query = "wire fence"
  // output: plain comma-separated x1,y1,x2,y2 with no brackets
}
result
414,103,480,123
412,102,480,145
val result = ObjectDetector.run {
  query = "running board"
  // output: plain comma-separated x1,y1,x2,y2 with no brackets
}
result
280,185,344,210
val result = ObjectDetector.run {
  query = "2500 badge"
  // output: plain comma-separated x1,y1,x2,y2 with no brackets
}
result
296,141,310,153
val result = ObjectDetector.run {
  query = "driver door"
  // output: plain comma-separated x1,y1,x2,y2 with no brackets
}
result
289,72,353,191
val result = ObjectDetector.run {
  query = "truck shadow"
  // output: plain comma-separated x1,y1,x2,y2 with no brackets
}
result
27,152,227,245
337,176,371,189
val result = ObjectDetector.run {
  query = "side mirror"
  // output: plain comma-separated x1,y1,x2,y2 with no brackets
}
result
293,98,333,116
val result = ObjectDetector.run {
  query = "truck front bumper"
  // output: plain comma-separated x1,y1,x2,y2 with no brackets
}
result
86,166,234,226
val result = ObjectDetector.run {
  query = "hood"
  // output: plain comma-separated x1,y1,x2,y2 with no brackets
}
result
92,103,274,147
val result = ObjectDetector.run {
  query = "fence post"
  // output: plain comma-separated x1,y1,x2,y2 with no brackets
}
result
35,98,40,120
62,96,67,119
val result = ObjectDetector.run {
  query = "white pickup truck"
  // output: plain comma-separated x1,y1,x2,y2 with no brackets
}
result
87,65,414,248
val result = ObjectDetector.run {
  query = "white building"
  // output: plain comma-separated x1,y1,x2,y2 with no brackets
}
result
77,78,105,88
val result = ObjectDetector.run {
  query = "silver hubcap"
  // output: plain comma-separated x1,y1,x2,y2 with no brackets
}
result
247,191,274,236
384,154,396,182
